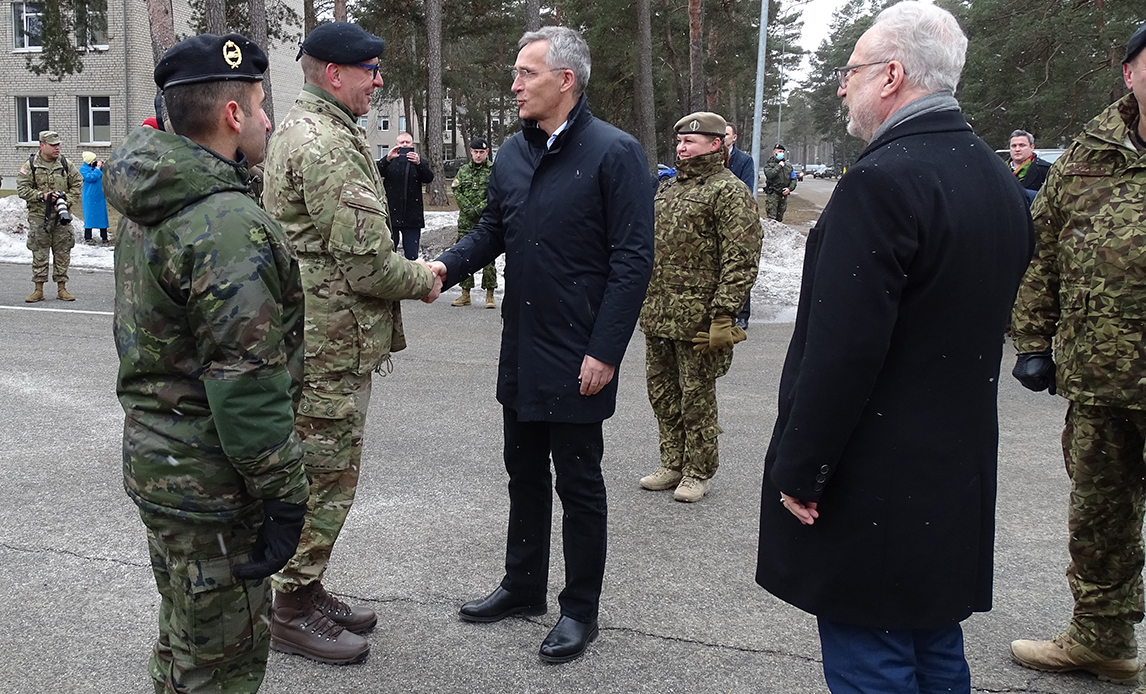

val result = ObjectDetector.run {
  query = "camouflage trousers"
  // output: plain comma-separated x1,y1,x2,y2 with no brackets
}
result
26,216,74,282
1062,401,1146,660
456,228,497,291
645,335,732,480
139,507,271,694
273,373,372,593
765,193,788,223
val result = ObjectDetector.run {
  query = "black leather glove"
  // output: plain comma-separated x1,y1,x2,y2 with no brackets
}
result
1012,350,1056,395
232,499,308,580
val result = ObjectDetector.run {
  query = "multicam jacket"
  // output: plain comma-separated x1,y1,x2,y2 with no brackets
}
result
640,150,762,341
107,126,309,520
16,152,82,225
263,85,434,381
1012,93,1146,408
452,159,493,233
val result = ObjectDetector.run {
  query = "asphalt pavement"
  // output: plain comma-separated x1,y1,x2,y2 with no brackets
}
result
0,261,1133,693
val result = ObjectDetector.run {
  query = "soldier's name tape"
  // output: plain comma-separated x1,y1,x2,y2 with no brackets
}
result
0,305,112,316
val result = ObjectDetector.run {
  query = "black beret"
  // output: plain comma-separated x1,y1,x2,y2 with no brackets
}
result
774,144,786,150
297,22,386,64
469,137,489,150
155,33,267,90
1125,22,1146,65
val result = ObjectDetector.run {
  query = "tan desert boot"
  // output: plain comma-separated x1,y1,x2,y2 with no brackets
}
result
486,289,496,308
25,282,44,303
57,282,75,301
1010,631,1139,684
673,476,710,503
639,466,683,491
451,288,471,307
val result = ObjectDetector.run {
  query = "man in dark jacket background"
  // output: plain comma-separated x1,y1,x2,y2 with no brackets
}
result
756,3,1033,692
378,130,434,259
428,25,653,665
1007,129,1052,203
724,122,759,330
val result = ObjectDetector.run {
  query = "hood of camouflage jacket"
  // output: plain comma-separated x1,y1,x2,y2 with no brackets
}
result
105,126,251,227
1079,93,1141,154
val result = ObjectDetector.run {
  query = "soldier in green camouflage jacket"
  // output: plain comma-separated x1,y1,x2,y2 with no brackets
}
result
449,137,497,307
16,129,82,302
261,21,439,665
109,34,311,693
1009,28,1146,687
638,112,761,503
762,145,797,222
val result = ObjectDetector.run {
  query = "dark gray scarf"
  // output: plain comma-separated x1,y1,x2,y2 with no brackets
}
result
870,92,961,143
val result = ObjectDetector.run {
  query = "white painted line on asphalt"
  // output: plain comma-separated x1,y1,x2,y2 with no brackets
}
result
0,305,113,316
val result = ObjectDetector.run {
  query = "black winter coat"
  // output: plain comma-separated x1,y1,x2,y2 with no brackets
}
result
756,110,1034,629
437,96,654,423
377,154,434,228
1018,156,1052,192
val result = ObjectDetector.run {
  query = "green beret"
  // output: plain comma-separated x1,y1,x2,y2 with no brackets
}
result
154,33,267,90
297,22,386,64
674,112,727,137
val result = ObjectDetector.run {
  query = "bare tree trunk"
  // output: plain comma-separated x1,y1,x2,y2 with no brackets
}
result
247,0,275,126
688,0,704,112
705,22,719,110
146,0,176,64
333,0,346,22
450,94,459,159
425,0,447,205
663,21,687,115
525,0,540,31
635,0,656,171
205,0,226,33
303,0,316,34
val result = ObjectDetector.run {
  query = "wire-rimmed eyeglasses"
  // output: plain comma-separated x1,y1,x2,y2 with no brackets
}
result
831,60,892,88
509,67,565,82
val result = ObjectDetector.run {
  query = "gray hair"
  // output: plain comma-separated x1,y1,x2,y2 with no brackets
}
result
866,1,968,95
1010,129,1034,145
518,26,591,96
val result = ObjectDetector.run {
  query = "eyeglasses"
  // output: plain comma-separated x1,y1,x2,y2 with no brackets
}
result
348,62,381,79
509,67,565,82
831,60,892,88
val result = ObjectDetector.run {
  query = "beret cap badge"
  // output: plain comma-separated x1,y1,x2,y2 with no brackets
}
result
689,119,700,131
223,40,243,69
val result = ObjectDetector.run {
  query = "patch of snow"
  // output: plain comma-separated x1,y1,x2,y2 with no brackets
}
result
752,217,806,319
0,195,115,270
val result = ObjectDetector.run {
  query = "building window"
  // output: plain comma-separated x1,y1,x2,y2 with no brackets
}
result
379,116,389,131
377,144,388,159
399,116,406,132
491,117,501,130
78,96,111,145
356,116,368,129
13,2,42,50
16,96,49,144
442,116,453,131
75,0,108,48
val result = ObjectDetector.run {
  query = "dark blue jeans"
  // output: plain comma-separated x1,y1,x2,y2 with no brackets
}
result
499,408,606,623
391,226,421,260
817,617,971,694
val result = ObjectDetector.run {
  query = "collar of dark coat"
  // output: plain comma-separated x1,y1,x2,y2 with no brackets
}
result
858,110,972,162
521,94,591,152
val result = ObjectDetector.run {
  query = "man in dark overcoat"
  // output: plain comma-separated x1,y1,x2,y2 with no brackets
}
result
756,3,1034,692
428,26,653,664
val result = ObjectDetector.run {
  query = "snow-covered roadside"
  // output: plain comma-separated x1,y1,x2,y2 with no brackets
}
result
0,195,114,270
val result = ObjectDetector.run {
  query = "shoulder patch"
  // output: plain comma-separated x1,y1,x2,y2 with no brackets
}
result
19,167,27,175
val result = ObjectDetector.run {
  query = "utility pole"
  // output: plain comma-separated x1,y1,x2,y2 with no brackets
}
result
776,35,784,146
751,0,769,200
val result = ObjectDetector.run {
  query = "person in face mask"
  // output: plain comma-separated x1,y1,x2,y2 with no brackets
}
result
762,144,798,222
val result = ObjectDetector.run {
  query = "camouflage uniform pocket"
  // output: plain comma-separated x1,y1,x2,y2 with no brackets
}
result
296,389,357,472
177,554,267,664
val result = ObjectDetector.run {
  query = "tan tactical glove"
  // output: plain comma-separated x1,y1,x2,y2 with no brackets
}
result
692,315,745,353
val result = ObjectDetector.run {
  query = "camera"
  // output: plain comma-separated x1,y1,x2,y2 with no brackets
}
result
48,192,72,225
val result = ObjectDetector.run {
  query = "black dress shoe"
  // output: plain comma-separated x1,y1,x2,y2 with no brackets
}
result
458,586,546,623
539,615,599,663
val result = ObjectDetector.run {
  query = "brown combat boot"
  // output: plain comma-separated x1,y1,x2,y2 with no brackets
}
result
312,581,377,634
57,282,75,301
271,585,370,665
451,288,471,307
25,282,44,303
1010,631,1139,684
485,289,496,308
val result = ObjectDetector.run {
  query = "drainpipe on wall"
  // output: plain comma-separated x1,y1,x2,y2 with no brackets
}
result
123,0,130,134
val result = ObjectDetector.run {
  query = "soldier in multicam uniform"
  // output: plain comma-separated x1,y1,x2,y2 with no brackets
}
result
108,34,310,693
262,21,440,665
638,112,761,503
1010,23,1146,691
450,137,497,308
16,130,82,302
762,144,797,222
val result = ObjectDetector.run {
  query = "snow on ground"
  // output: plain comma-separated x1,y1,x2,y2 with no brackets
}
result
0,195,114,270
752,217,806,320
